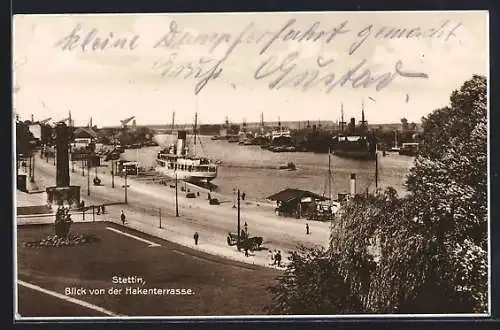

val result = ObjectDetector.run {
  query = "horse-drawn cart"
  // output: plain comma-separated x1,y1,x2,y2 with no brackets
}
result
227,232,263,251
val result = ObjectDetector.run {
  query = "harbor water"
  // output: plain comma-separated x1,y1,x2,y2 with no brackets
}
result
122,134,415,201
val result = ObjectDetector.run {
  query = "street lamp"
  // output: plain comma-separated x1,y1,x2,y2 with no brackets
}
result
30,153,35,183
233,188,236,208
175,172,179,217
87,160,90,196
111,160,115,188
123,168,128,204
70,145,74,173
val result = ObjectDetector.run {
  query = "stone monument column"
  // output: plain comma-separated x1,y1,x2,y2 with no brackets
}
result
46,123,81,209
56,123,70,187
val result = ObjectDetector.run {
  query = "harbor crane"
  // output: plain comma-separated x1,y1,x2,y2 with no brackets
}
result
120,116,135,128
38,117,52,125
54,116,71,126
52,111,73,127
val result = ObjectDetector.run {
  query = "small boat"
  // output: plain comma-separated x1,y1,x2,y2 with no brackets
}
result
227,135,239,143
278,162,296,170
270,146,286,152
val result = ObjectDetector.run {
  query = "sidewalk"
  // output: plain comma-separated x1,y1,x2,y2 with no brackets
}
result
30,156,326,270
100,204,289,270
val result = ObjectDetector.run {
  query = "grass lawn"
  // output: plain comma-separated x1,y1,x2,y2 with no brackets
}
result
17,285,108,317
17,222,280,317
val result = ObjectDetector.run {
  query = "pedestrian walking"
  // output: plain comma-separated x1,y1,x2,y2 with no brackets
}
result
208,192,211,200
245,247,249,257
268,250,274,264
194,232,199,245
273,249,278,265
120,210,126,225
242,192,246,200
96,206,101,215
101,205,106,214
306,223,310,235
276,250,282,267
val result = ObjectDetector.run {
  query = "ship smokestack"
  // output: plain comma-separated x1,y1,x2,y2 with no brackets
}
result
350,173,356,196
176,130,187,156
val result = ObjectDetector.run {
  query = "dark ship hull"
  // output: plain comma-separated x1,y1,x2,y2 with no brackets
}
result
293,132,333,153
331,135,377,160
306,135,332,153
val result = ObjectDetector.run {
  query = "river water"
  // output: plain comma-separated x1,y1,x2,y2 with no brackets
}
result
122,134,415,200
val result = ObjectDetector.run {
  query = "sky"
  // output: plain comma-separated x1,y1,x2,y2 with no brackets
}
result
13,11,488,127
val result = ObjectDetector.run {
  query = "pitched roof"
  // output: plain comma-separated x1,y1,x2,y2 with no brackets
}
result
266,188,327,203
73,127,98,139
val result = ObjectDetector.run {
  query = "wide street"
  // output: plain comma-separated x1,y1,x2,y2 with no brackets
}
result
28,152,331,267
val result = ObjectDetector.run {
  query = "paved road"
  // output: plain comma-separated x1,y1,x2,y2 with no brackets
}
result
30,154,331,267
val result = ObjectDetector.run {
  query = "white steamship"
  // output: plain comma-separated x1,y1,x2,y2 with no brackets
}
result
155,131,218,183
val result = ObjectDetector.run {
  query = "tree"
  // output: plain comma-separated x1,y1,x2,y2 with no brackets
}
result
40,123,54,145
265,246,363,315
54,207,73,239
16,120,35,156
405,74,488,312
266,75,488,314
401,118,409,132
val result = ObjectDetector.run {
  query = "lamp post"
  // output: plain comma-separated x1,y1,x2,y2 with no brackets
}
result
30,154,35,183
123,169,128,204
175,172,179,217
28,155,32,179
237,189,241,248
233,188,236,208
111,160,115,188
70,145,74,173
87,159,90,196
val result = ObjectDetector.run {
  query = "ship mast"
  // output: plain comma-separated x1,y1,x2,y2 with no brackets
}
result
360,98,368,134
328,147,332,209
260,112,264,135
339,102,346,133
194,112,198,156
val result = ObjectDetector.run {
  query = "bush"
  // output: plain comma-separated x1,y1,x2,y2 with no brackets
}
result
54,207,73,239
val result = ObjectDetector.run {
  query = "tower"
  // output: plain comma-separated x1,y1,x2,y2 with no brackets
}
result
360,99,368,133
339,102,346,133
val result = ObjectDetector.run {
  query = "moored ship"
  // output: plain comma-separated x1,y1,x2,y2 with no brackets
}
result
330,102,377,161
155,130,218,183
331,134,377,160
